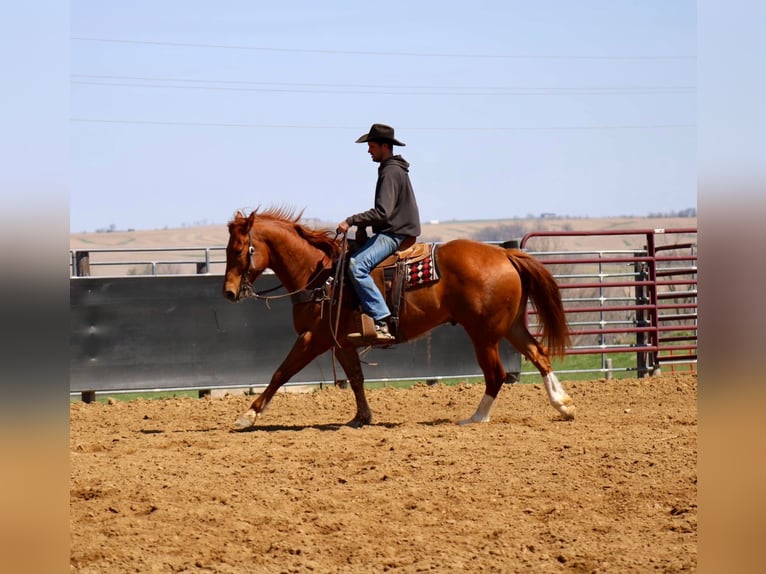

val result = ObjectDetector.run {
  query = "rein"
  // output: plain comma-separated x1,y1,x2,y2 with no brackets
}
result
328,235,349,383
238,226,352,383
246,270,330,309
236,228,376,383
329,234,348,347
239,230,347,322
239,229,336,308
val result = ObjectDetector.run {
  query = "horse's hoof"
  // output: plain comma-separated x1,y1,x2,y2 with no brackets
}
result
457,416,489,425
232,410,257,430
557,402,576,421
346,416,372,428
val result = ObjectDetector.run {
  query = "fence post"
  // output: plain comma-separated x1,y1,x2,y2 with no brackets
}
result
598,254,606,373
75,251,91,277
634,257,649,377
502,239,522,383
504,343,522,384
645,233,660,376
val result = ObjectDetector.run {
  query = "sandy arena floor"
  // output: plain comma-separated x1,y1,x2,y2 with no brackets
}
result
70,373,697,573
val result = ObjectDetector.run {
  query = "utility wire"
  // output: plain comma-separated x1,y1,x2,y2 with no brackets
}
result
71,80,694,97
71,74,697,93
71,36,696,60
71,118,696,131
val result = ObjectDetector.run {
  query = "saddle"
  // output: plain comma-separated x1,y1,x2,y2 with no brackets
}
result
378,237,424,266
346,240,441,343
380,241,441,339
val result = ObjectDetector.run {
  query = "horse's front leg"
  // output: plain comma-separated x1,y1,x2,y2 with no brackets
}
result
334,347,372,427
233,331,328,430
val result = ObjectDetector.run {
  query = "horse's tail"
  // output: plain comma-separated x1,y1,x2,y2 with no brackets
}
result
506,249,570,358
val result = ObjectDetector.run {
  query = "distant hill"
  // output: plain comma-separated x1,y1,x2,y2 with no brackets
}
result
70,215,697,254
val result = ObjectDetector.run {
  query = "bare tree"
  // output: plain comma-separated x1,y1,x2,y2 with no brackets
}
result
471,223,527,242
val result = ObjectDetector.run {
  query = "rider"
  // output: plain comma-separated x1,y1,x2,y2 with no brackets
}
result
337,123,421,342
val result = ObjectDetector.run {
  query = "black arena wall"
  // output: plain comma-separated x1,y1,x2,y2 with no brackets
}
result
70,274,520,393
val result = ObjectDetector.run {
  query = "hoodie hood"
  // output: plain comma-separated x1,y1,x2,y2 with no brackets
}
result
381,155,410,172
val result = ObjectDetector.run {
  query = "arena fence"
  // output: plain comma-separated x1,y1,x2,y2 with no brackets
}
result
520,228,697,379
70,246,228,277
70,227,696,400
69,273,521,402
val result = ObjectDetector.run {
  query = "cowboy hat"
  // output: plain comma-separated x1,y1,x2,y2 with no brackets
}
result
355,123,406,146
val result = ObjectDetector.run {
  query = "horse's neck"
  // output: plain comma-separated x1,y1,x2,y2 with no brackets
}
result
266,228,329,290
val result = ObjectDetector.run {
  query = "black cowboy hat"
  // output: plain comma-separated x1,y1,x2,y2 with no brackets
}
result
355,123,406,146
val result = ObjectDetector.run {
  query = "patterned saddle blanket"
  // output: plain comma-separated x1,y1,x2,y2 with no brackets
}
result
379,242,440,288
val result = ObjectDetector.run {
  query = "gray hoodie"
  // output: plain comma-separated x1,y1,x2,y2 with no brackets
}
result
346,155,421,237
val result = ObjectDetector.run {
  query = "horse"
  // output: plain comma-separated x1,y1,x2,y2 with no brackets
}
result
223,207,575,429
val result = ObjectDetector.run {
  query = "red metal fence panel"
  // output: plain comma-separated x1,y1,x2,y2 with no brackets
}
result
520,228,697,378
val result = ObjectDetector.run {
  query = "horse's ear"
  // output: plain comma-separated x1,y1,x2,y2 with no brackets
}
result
231,210,247,223
247,211,257,227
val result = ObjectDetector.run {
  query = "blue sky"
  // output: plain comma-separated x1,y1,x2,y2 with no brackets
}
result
69,1,697,232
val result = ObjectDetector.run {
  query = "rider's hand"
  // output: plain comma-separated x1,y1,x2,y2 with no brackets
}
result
336,220,350,234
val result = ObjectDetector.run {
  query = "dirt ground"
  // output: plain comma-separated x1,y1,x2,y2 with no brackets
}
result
70,373,697,573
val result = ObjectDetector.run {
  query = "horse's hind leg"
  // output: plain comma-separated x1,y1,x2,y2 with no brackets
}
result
506,324,575,420
334,347,373,428
459,338,506,425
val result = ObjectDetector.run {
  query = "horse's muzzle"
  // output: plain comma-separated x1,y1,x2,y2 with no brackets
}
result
223,289,238,302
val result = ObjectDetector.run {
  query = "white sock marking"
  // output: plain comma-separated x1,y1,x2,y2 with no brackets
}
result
543,372,575,419
459,393,495,425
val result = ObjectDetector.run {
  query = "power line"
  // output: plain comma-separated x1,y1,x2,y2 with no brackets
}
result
71,36,696,60
71,80,694,97
71,74,697,92
70,75,695,96
70,118,696,131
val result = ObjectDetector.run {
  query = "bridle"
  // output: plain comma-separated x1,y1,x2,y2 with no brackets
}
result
235,229,359,379
234,228,266,301
237,228,347,315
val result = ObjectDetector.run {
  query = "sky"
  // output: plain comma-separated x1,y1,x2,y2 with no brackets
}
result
68,1,698,232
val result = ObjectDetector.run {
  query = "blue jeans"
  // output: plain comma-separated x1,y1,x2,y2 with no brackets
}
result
348,232,406,322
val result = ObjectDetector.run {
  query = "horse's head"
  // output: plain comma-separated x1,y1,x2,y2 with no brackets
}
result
223,211,269,302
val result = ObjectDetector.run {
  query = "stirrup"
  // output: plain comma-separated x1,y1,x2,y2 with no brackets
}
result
374,331,395,342
373,322,395,342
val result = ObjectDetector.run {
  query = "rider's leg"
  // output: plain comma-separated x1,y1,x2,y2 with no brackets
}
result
347,232,402,322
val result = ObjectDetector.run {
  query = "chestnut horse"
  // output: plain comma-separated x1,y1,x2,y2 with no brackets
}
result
223,208,575,429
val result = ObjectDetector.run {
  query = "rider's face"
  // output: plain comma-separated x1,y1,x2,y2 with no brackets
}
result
366,141,388,163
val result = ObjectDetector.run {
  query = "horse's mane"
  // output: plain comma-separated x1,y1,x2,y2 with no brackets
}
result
228,206,341,260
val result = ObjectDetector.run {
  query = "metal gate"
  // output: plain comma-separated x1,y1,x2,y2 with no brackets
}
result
521,227,697,378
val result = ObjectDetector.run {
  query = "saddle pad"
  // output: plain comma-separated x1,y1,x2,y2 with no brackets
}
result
405,253,440,287
379,243,441,292
378,241,431,268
